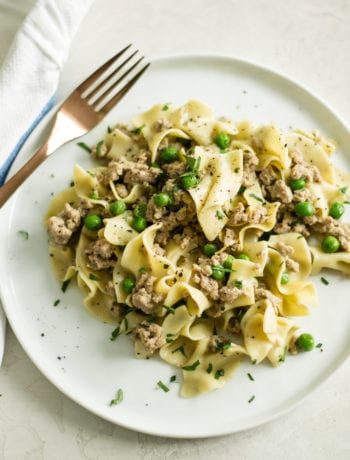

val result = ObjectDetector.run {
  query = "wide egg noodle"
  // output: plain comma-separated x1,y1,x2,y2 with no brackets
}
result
180,339,246,398
266,233,317,316
285,132,335,184
188,148,243,241
167,99,238,146
105,128,140,160
73,164,109,206
120,223,175,278
75,232,117,323
310,246,350,275
241,300,299,366
251,124,290,171
103,212,138,246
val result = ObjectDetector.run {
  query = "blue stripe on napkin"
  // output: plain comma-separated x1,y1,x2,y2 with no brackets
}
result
0,95,56,185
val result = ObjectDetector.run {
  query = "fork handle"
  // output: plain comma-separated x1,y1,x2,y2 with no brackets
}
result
0,141,49,208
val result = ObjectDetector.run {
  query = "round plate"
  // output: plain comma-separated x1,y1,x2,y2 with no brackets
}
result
1,55,349,438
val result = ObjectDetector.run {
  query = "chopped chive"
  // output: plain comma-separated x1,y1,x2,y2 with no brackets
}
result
166,333,175,344
109,388,123,406
157,380,170,392
53,299,60,307
163,304,175,314
131,124,145,135
89,273,100,281
206,363,213,374
138,267,147,274
251,359,257,365
18,230,29,240
107,126,112,133
248,395,255,403
247,373,254,381
77,142,92,153
321,277,329,285
234,280,243,289
163,264,169,269
182,360,200,371
170,375,176,383
214,369,225,379
278,346,288,362
215,340,232,351
110,326,120,341
95,140,104,157
61,279,70,293
316,343,323,348
249,193,265,203
339,186,348,194
171,345,186,357
216,209,225,220
162,103,170,111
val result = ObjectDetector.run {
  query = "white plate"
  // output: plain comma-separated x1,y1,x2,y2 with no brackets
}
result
1,55,350,438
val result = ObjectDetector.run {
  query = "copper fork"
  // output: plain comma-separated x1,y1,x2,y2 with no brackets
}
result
0,44,150,208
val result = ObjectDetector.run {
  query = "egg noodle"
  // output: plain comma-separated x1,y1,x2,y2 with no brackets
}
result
46,100,350,397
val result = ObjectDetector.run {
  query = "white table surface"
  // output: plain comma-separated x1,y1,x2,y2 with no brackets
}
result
0,0,349,458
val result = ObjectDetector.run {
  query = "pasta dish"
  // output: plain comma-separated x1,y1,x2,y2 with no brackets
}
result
46,100,350,397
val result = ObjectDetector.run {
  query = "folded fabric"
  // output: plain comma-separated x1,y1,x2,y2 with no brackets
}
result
0,0,94,364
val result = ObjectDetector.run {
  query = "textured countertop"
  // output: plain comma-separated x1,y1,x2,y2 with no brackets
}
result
0,0,349,458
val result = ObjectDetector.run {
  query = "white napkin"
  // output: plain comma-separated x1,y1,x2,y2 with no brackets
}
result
0,0,94,364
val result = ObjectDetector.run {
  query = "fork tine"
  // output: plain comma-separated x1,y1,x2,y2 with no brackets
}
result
91,56,145,109
76,44,132,93
85,49,139,100
98,62,150,114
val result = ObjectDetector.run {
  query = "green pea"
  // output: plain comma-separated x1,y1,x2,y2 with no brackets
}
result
132,216,147,232
203,243,217,257
214,132,231,150
289,178,306,191
329,202,345,219
223,255,235,269
160,146,179,162
297,333,315,352
321,235,340,253
295,201,314,217
154,192,170,207
237,253,251,261
109,200,126,216
133,203,147,218
180,174,199,190
122,278,135,294
84,214,102,230
211,265,225,280
281,272,289,285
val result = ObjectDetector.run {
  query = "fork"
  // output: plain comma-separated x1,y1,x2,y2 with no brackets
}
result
0,44,150,208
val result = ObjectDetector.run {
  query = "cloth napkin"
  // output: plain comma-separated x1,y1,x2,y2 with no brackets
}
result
0,0,94,364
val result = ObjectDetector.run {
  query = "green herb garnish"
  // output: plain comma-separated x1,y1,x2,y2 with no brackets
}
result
248,395,255,403
18,230,29,240
95,140,104,157
247,373,254,381
249,193,265,203
182,360,200,371
157,380,170,392
131,124,145,135
77,142,91,153
214,369,225,379
110,326,120,341
206,363,213,374
53,299,60,307
61,279,70,293
109,388,123,406
321,277,329,285
89,273,100,281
